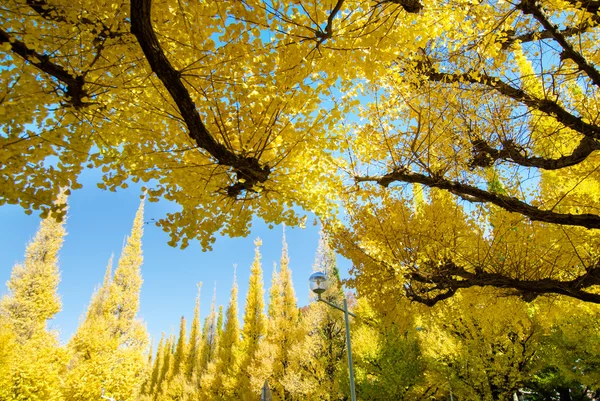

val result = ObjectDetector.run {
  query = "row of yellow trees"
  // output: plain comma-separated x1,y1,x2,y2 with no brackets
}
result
0,196,147,401
1,198,600,401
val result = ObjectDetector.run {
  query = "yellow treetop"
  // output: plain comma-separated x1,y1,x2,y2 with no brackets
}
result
1,193,67,340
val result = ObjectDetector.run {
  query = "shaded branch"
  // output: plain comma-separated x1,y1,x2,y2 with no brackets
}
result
564,0,600,16
501,24,594,49
502,0,600,49
469,136,600,170
0,28,87,108
355,169,600,229
377,0,423,13
406,259,600,305
130,0,270,197
420,67,600,140
518,0,600,88
26,0,124,41
315,0,345,42
404,284,456,307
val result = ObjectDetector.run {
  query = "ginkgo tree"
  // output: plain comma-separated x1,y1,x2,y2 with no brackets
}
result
334,0,600,305
0,0,341,250
2,0,600,303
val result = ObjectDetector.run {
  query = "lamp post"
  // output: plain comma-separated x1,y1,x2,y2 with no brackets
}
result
309,272,357,401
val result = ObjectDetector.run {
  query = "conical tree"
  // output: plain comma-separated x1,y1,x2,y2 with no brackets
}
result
196,286,219,399
266,229,304,400
157,315,191,401
171,316,187,379
198,285,219,374
86,254,114,320
267,262,283,334
200,270,242,400
155,333,174,400
186,282,202,379
251,262,283,398
1,193,66,340
239,239,268,401
216,305,224,339
217,270,242,399
139,339,154,396
64,198,149,401
148,334,165,396
0,193,68,401
106,199,145,337
68,256,114,363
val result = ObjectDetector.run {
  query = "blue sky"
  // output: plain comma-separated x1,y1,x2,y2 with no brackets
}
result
0,170,352,344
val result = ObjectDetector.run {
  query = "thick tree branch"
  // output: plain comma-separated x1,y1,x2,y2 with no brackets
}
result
379,0,423,13
501,24,594,49
502,0,600,49
518,0,600,89
469,136,600,170
315,0,345,42
564,0,600,16
0,28,87,108
356,169,600,229
130,0,270,197
404,284,456,307
406,259,600,305
420,68,600,140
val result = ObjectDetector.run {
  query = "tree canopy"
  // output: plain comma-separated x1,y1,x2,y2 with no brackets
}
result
2,0,600,303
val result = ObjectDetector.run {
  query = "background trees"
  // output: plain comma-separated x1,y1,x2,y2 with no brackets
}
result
0,194,68,401
0,204,599,399
64,199,148,401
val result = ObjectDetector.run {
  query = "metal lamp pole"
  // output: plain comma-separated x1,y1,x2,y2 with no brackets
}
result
309,272,357,401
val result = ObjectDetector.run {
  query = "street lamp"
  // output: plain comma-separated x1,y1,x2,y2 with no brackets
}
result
308,272,357,401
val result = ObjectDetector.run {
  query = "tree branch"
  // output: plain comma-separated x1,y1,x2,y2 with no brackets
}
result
469,136,600,170
26,0,124,40
406,259,600,305
315,0,345,42
420,67,600,140
130,0,271,197
355,169,600,229
564,0,600,16
0,28,87,108
518,0,600,89
501,25,594,49
379,0,423,13
404,284,456,307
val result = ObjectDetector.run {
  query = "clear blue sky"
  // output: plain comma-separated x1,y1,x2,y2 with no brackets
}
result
0,170,352,344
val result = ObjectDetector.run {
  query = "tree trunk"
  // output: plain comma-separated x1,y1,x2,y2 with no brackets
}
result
557,387,572,401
